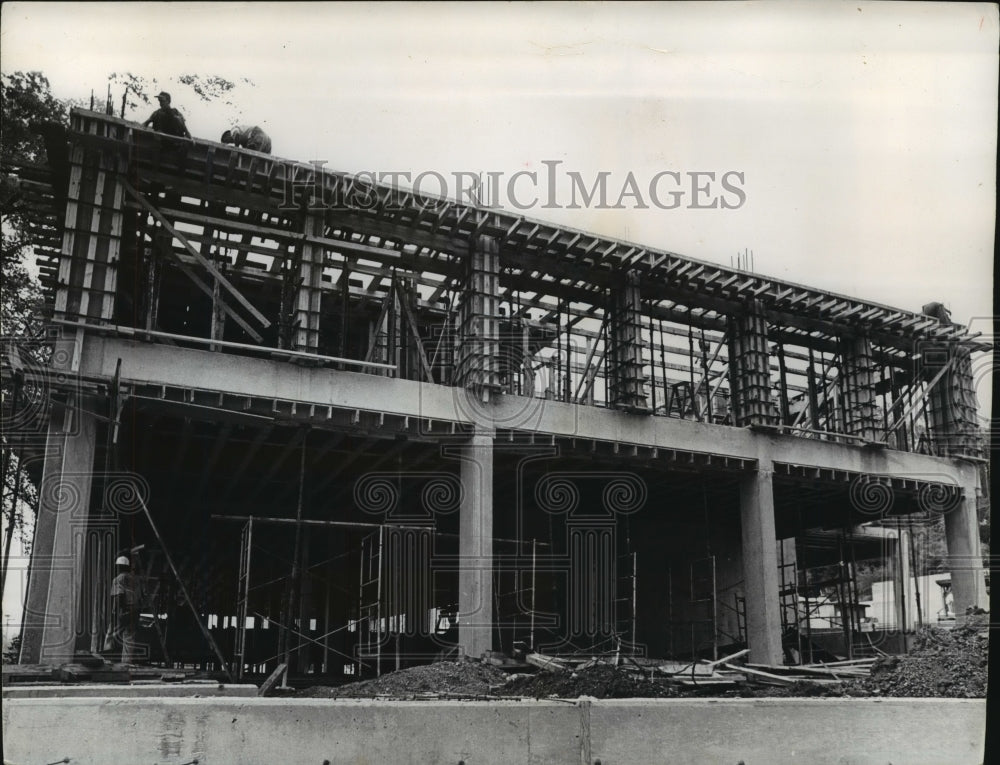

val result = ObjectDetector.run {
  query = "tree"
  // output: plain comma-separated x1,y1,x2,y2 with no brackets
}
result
1,68,256,604
1,71,61,604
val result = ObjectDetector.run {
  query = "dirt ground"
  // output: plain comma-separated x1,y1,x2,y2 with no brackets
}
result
298,659,509,698
502,664,681,699
298,625,989,700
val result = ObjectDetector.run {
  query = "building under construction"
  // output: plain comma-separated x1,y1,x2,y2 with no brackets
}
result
7,109,990,681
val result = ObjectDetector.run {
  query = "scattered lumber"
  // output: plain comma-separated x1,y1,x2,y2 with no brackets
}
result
702,648,750,670
721,663,797,685
525,653,572,672
743,662,872,681
257,662,288,696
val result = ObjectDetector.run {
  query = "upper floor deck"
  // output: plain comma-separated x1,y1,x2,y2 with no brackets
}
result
17,109,989,460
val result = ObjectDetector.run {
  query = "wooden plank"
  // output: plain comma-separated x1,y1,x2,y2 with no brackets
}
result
701,648,750,670
257,662,288,696
525,653,571,672
721,662,796,685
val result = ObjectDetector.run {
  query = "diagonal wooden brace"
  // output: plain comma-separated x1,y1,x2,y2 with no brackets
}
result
123,180,271,328
150,234,264,343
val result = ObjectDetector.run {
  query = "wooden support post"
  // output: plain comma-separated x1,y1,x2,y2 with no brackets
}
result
294,212,324,352
281,435,308,686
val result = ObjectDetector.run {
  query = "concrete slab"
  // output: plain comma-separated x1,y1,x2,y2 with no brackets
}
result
2,683,258,699
0,696,985,765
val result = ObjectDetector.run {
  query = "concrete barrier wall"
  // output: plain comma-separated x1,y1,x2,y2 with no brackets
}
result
2,696,985,765
588,698,986,765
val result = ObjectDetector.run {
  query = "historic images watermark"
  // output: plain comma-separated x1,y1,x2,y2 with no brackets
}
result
280,160,747,212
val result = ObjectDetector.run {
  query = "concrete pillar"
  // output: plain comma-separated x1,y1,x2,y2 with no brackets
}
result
457,432,494,657
20,395,98,664
944,482,987,616
738,463,783,665
889,530,913,632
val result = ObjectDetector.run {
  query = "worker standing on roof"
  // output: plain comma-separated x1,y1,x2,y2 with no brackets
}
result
221,125,272,154
109,555,142,664
142,91,192,139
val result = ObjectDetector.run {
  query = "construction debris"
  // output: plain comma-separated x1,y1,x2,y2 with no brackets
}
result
847,625,988,698
503,663,680,699
298,659,509,698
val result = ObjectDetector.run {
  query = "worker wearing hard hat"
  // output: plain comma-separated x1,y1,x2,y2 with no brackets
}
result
109,555,142,664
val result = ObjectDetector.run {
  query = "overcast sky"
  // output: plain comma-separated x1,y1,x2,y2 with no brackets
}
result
3,1,995,313
1,1,997,629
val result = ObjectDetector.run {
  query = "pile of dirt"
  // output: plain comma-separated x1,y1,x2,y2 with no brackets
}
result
502,664,680,699
299,659,508,698
297,625,988,699
848,625,989,698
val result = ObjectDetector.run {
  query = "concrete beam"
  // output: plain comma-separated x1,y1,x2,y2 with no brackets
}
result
78,334,976,484
739,461,783,665
20,395,98,664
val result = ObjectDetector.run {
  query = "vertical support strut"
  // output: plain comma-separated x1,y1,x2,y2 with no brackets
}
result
840,331,879,441
727,299,777,427
294,211,324,352
454,235,501,401
54,113,127,325
607,270,649,413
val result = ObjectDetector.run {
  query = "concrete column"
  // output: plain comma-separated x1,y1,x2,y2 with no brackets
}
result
739,463,783,665
20,395,98,664
944,482,987,617
457,432,494,658
889,530,912,632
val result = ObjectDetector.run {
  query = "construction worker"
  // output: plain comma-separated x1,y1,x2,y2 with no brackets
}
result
110,555,142,664
221,125,272,154
142,91,192,139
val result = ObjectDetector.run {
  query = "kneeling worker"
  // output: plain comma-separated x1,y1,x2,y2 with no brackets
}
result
221,125,272,154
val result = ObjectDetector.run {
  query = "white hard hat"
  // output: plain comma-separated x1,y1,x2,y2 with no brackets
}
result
115,556,130,567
